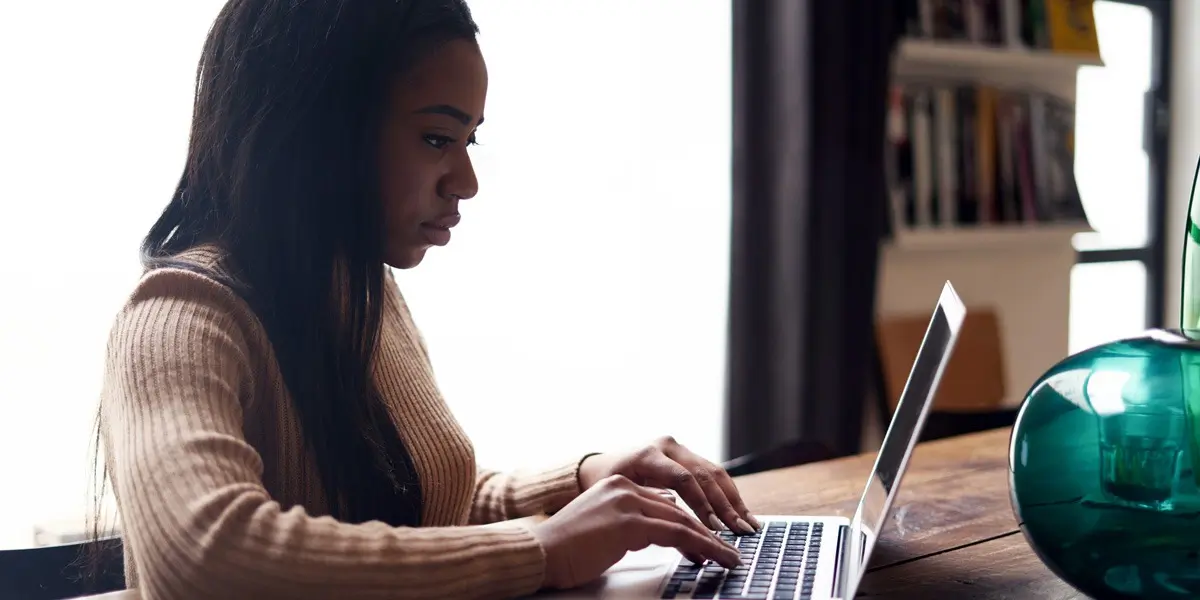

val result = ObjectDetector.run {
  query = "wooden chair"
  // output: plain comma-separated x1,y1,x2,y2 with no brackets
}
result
874,307,1020,442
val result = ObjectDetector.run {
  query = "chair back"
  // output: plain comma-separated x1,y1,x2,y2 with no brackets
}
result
877,307,1007,412
0,538,124,600
875,307,1018,442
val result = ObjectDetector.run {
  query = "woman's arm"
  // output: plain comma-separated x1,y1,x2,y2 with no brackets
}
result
469,454,597,524
102,270,545,600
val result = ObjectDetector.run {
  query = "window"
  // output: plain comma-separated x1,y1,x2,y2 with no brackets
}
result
1069,0,1171,353
398,0,732,471
0,1,732,549
0,1,230,550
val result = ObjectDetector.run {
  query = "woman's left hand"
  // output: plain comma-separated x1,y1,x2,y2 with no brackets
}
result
578,436,762,535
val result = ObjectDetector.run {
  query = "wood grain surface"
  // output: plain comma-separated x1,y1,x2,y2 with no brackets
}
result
76,428,1083,599
732,427,1083,598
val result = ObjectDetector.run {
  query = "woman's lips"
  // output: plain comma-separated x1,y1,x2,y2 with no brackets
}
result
420,213,461,247
427,213,461,229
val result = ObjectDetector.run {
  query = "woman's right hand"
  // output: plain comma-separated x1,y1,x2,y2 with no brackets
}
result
530,474,742,590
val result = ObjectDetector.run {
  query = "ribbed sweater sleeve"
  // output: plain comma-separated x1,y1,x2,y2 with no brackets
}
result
469,456,593,524
100,269,546,599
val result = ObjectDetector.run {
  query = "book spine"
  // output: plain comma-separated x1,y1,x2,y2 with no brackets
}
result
935,87,959,226
911,88,935,228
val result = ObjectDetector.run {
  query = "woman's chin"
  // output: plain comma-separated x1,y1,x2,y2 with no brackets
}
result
384,245,429,270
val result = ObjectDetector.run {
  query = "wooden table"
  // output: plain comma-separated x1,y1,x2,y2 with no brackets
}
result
75,427,1082,599
735,426,1085,598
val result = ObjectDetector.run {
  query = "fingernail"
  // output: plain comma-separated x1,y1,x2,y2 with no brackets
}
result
735,518,755,534
748,514,763,530
707,514,725,531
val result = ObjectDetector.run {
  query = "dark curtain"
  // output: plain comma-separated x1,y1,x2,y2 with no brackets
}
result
726,0,905,460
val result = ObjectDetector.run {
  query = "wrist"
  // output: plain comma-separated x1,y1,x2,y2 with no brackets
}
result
575,452,607,491
529,521,564,590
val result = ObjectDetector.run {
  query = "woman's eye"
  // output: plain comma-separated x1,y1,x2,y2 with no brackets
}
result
423,134,453,149
466,133,479,147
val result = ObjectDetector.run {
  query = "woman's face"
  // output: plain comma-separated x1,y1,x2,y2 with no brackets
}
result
379,39,488,269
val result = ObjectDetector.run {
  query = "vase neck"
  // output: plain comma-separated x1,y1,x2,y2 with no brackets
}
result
1181,157,1200,339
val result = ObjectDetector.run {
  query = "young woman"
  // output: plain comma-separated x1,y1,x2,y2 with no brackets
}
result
96,1,758,598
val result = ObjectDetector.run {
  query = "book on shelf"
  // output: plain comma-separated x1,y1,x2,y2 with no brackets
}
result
884,81,1091,237
907,0,1100,55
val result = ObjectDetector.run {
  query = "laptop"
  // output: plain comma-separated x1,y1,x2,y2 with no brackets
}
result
539,281,966,600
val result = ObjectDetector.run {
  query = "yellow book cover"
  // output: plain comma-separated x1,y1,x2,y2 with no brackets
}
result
1044,0,1100,56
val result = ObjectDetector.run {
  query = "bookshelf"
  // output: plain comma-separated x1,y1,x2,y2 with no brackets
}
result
894,39,1103,94
875,0,1103,415
888,221,1090,252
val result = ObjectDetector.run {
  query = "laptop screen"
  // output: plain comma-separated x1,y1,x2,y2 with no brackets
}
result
841,282,966,598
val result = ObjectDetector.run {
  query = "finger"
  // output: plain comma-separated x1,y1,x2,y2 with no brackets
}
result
685,452,759,532
635,450,720,531
632,489,718,567
606,477,711,564
640,519,741,569
650,487,677,503
631,484,721,543
710,466,761,531
636,485,680,508
636,505,741,569
606,474,677,507
662,447,755,534
693,463,752,534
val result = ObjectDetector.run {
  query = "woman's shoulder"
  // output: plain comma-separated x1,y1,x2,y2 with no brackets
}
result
100,248,272,440
125,246,243,311
109,246,265,362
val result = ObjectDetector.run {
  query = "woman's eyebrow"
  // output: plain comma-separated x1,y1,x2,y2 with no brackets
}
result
415,104,484,126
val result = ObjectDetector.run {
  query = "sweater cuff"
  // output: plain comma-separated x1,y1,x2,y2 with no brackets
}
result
475,523,549,596
519,453,600,516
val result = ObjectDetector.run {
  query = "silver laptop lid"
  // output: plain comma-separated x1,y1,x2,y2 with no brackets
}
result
841,281,967,599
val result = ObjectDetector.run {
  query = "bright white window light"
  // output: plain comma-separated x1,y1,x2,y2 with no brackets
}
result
0,0,731,549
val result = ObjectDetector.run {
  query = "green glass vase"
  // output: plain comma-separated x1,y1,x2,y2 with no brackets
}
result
1010,157,1200,600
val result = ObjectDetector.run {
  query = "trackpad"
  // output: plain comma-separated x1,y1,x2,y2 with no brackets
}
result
532,545,678,599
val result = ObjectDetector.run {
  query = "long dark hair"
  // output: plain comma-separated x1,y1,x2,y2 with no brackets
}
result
91,0,480,554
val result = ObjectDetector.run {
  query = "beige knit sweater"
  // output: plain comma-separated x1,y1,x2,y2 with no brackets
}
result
99,250,588,599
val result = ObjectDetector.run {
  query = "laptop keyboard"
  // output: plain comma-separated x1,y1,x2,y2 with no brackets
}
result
661,521,822,600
